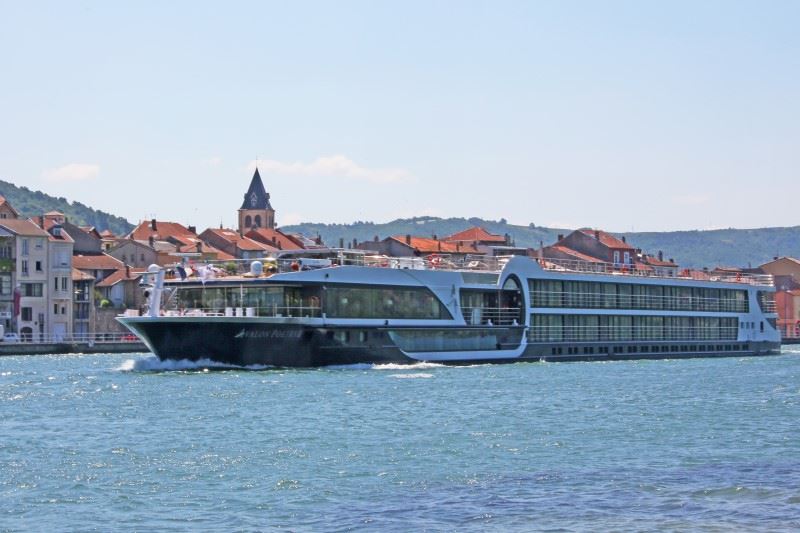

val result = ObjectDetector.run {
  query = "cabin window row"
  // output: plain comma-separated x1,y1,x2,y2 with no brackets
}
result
528,314,739,342
529,279,748,313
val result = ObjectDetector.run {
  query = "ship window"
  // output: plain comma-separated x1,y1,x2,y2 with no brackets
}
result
325,285,451,320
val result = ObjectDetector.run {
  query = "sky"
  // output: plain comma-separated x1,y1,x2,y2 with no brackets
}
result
1,1,798,232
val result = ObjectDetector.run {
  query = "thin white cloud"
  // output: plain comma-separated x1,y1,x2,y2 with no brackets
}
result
277,212,305,226
248,155,413,184
206,156,222,166
672,194,709,206
43,163,100,182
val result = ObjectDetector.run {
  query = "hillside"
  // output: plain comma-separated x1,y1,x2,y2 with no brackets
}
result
0,179,134,235
282,217,800,268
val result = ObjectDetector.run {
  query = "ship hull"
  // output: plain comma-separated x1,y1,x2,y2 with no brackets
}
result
119,317,781,368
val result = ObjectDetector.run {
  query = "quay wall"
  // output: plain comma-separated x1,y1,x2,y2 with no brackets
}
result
0,342,148,356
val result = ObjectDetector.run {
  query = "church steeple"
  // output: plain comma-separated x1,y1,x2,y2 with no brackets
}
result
238,168,276,232
240,168,272,210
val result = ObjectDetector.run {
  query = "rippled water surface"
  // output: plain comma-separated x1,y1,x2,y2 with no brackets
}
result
2,348,800,531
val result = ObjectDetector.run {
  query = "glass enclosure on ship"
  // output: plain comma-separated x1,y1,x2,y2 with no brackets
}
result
170,282,453,320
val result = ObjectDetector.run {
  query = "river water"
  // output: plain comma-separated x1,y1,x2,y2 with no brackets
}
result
2,348,800,531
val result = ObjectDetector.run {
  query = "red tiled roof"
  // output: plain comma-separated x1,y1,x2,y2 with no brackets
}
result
246,228,304,250
38,217,74,243
204,228,275,252
390,236,461,254
0,195,20,216
72,268,95,282
444,226,506,243
129,220,197,241
211,249,236,261
545,245,605,263
96,268,143,288
641,255,677,267
0,219,50,237
72,253,125,271
577,228,635,250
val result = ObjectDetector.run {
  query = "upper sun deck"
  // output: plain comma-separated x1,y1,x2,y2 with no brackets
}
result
157,250,775,288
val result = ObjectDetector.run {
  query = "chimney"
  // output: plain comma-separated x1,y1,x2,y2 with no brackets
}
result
339,238,344,248
594,230,600,240
151,219,157,231
125,264,130,278
774,256,779,261
432,234,438,241
557,234,564,241
438,242,442,251
373,235,379,242
621,235,626,243
188,225,197,234
353,238,358,248
658,250,664,261
405,234,411,245
504,233,511,245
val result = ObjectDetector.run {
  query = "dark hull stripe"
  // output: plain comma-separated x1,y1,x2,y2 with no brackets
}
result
123,319,782,368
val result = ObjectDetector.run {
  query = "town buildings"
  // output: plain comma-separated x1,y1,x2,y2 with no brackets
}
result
0,199,75,341
759,257,800,338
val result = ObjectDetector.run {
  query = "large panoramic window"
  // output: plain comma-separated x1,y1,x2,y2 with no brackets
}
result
529,279,748,313
175,284,321,317
325,285,451,320
529,314,738,342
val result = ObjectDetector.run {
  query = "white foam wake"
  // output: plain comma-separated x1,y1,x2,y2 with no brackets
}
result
372,362,445,371
116,356,274,372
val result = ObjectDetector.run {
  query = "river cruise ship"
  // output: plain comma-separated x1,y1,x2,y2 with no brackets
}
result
118,253,781,367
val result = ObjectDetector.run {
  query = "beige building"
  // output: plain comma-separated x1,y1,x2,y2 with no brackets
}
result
0,201,75,341
0,219,51,341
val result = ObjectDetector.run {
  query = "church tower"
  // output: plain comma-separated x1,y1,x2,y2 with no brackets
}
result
238,168,275,232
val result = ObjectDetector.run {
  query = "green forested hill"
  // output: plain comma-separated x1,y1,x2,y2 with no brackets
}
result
0,179,133,235
282,217,800,269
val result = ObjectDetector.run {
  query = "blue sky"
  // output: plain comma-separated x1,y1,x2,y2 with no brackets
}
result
1,1,798,232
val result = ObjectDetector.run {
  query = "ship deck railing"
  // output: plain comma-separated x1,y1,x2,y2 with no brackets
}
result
160,305,323,319
535,257,774,287
1,332,142,344
461,306,522,326
158,251,774,287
